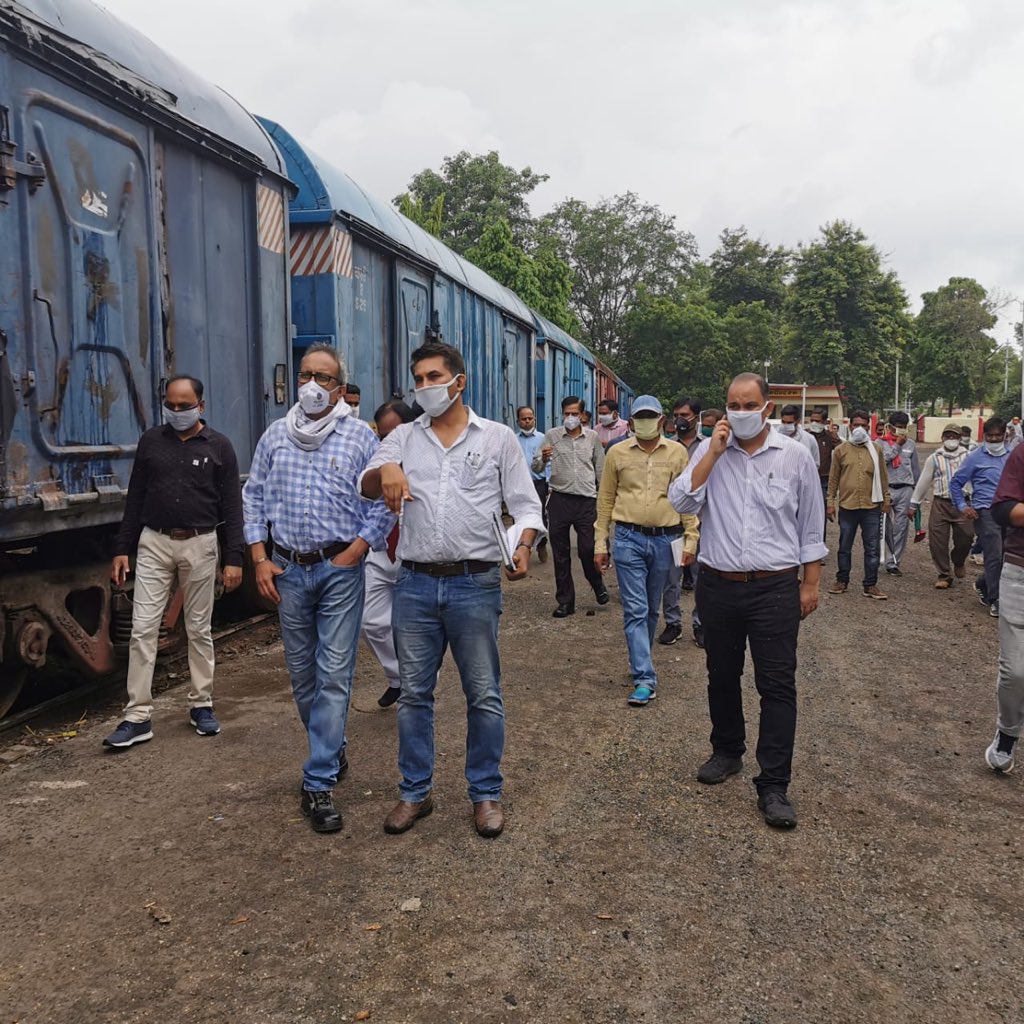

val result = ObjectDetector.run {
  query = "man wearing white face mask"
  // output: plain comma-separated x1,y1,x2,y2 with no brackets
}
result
360,341,543,840
775,405,820,467
104,375,244,749
908,422,972,588
826,409,892,600
951,416,1011,617
243,345,395,834
668,372,826,829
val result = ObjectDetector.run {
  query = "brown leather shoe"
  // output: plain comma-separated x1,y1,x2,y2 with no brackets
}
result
473,800,504,838
383,795,433,834
828,579,848,594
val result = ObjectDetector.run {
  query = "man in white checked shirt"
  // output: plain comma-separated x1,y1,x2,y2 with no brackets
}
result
243,345,394,835
360,341,543,840
669,372,826,830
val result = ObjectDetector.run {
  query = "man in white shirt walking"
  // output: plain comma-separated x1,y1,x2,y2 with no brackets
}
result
361,342,543,839
669,372,826,829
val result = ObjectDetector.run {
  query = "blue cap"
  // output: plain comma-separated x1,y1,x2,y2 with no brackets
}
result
630,394,663,415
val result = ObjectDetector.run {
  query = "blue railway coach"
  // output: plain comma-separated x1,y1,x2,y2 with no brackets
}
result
0,0,293,713
532,312,597,431
259,119,536,422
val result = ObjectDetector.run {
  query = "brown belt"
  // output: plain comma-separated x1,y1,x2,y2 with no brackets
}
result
1005,553,1024,570
153,527,216,540
276,541,351,565
703,565,799,583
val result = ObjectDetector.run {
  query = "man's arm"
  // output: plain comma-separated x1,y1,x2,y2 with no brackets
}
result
592,433,606,488
796,451,827,617
113,434,148,556
359,427,408,509
498,428,544,580
910,453,936,508
594,446,619,556
992,448,1024,528
531,430,552,474
826,446,842,509
668,431,718,515
218,439,245,568
877,446,891,508
949,454,973,512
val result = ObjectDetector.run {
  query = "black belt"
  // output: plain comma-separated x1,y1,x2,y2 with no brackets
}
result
401,560,498,577
704,565,799,583
616,522,684,537
152,526,216,540
276,541,351,565
891,483,912,489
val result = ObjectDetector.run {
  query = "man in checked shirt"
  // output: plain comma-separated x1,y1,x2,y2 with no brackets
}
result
360,341,543,839
243,345,394,834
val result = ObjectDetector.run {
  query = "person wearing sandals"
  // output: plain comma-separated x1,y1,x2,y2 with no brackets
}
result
594,395,699,707
908,423,972,590
668,372,826,829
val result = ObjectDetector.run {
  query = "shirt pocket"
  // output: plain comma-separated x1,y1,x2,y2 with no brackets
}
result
756,477,791,511
459,453,500,492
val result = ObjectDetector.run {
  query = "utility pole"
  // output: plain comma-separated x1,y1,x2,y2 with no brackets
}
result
894,358,900,409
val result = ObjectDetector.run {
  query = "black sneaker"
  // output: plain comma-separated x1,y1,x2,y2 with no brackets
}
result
757,790,797,828
378,686,400,708
696,753,742,785
189,707,221,736
595,588,610,606
301,790,343,833
102,720,154,749
692,625,705,649
658,624,682,646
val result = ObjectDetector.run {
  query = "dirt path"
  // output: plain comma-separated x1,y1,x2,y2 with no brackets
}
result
0,521,1020,1024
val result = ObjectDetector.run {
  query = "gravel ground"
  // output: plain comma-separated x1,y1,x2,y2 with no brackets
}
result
0,511,1021,1024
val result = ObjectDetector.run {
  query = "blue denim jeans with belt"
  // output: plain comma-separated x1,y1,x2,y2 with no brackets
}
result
392,565,504,803
274,553,364,791
614,528,675,688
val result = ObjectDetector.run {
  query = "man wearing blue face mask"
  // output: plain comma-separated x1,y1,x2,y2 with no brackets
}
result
826,409,892,600
104,375,244,750
951,416,1010,617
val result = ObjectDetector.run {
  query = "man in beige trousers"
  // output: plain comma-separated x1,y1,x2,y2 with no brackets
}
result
104,375,244,748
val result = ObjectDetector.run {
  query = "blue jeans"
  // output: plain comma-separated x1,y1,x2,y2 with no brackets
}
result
614,529,674,688
392,566,504,803
837,506,883,588
274,553,364,791
975,508,1004,605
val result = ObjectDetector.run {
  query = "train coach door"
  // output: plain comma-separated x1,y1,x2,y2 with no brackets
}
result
13,85,157,488
393,260,431,399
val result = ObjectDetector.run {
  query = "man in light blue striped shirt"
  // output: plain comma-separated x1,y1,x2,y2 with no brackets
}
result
243,344,394,835
669,372,826,830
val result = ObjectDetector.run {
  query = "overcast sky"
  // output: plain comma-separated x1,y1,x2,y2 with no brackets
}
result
98,0,1024,345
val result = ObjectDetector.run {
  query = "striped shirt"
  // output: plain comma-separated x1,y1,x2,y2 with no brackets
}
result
242,415,394,552
533,427,604,498
910,449,967,506
668,431,827,572
360,408,545,563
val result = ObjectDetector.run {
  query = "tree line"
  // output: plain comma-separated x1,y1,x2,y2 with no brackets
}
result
395,152,1022,418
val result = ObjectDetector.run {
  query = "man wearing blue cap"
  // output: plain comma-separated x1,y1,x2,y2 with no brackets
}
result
595,395,699,706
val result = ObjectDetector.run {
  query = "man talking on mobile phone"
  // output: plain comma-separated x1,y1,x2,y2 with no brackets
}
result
668,372,826,829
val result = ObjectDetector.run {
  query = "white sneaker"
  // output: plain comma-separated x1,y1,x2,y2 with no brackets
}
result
971,553,985,566
985,732,1016,773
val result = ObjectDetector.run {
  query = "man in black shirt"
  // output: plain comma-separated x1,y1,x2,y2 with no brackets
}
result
103,375,244,749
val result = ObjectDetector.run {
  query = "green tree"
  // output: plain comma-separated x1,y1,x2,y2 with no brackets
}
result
910,277,1000,415
708,227,790,311
465,218,578,335
784,221,911,411
396,192,445,236
396,151,548,255
539,192,697,360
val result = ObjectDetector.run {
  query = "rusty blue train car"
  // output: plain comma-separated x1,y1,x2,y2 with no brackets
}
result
0,0,293,712
259,118,536,423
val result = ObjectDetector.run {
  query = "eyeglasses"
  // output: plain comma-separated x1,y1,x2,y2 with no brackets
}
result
297,371,339,386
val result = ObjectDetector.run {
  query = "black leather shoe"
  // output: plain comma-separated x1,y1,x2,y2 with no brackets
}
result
377,686,400,708
692,625,705,649
696,753,743,785
758,789,797,828
552,603,575,618
301,789,343,833
595,588,610,605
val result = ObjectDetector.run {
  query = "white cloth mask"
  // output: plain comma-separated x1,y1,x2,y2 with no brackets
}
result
349,404,361,419
520,427,535,436
778,423,797,436
597,413,615,426
563,415,581,431
726,403,768,440
415,376,460,417
808,423,825,434
164,406,201,433
985,442,1006,457
943,439,961,452
850,427,870,445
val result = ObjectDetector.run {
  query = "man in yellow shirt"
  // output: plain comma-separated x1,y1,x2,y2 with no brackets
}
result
595,395,699,706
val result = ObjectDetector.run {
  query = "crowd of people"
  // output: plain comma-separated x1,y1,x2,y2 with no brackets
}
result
100,349,1024,836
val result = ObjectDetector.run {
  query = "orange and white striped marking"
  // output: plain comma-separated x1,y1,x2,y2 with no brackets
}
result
290,225,353,278
257,184,286,255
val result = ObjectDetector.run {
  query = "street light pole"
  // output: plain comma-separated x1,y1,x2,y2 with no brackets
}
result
894,358,900,409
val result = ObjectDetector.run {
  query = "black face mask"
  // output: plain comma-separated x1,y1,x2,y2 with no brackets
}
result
675,417,694,434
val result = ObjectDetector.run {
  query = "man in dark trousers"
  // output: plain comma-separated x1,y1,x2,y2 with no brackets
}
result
669,372,826,829
807,407,840,542
104,375,243,749
534,395,606,617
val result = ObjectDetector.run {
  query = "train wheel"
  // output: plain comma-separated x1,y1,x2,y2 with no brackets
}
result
0,665,27,718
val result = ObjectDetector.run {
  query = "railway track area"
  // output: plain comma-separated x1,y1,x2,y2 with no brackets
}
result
0,613,277,757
